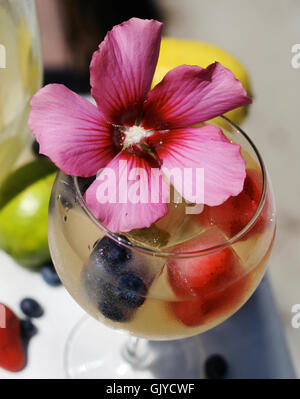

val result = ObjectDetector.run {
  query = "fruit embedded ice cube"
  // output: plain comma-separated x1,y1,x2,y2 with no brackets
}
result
196,169,268,239
82,236,153,322
168,229,242,298
109,273,147,309
90,235,132,275
96,273,147,323
170,273,249,327
88,235,156,284
0,304,25,372
168,247,241,298
167,229,249,326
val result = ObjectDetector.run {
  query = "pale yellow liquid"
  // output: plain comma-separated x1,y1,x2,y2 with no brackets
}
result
0,4,41,183
48,151,276,340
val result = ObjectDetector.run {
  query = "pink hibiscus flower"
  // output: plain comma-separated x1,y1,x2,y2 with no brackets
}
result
29,18,251,233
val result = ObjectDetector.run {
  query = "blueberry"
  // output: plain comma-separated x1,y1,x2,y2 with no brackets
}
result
41,264,61,286
90,278,132,322
82,237,147,322
91,236,131,274
113,273,147,308
98,301,130,322
20,298,44,318
20,318,38,340
204,354,228,379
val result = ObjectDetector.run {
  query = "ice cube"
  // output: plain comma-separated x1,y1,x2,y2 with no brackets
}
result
196,169,264,239
125,225,170,250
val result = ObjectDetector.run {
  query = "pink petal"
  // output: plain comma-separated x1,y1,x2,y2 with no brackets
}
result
149,125,246,206
142,62,252,130
29,84,117,177
85,151,168,233
90,18,163,126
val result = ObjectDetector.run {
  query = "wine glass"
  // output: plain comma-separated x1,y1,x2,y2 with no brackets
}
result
0,0,42,184
48,117,276,378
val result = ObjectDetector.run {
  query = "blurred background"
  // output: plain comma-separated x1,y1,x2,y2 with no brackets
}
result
0,0,299,378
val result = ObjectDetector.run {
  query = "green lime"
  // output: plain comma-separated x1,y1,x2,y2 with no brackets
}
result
0,158,57,267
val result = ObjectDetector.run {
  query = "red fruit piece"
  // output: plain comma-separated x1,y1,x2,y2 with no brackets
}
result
168,229,242,298
197,169,268,239
0,304,25,372
169,247,241,298
167,229,248,326
171,273,249,327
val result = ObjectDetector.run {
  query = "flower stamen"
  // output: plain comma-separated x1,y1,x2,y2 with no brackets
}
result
123,125,152,146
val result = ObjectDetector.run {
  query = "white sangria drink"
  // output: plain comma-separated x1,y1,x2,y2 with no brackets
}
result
48,118,276,340
0,0,41,183
30,17,276,378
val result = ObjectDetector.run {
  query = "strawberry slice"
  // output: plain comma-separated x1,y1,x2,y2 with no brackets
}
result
0,304,25,372
168,229,242,297
167,230,249,326
196,169,269,239
169,247,240,297
171,273,249,326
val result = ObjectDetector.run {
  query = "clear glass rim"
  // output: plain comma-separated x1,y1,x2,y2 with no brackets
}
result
72,116,267,259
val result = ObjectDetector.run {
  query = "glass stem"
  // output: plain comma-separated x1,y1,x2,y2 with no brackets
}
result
122,336,149,366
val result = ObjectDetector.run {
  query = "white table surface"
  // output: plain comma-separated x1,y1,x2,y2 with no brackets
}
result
0,250,85,379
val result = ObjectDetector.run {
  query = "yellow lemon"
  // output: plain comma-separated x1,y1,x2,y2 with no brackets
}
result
152,37,252,127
